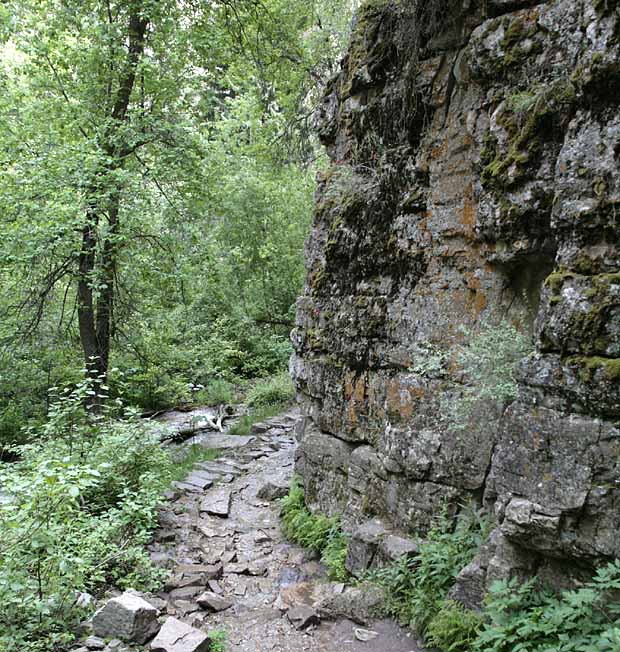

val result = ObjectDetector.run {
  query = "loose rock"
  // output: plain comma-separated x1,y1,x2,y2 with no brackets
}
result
91,591,160,644
150,617,210,652
200,488,232,517
286,605,320,630
197,591,234,612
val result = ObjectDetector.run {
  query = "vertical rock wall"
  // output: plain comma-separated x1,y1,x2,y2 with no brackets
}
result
291,0,620,598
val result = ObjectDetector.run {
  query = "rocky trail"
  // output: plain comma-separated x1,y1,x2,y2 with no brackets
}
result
83,408,422,652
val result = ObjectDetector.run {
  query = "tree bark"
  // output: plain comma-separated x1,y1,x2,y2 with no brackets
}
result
76,4,149,403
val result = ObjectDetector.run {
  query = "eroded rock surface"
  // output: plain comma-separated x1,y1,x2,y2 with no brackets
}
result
292,0,620,601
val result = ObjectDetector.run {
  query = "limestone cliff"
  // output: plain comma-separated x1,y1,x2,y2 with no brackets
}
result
291,0,620,604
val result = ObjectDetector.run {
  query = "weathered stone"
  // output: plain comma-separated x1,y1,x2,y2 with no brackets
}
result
208,579,223,594
169,585,203,601
292,0,620,601
345,519,389,577
286,605,319,630
200,488,232,517
378,535,419,566
257,481,289,501
150,617,210,652
196,591,234,612
315,583,386,625
84,636,106,650
199,434,254,449
91,592,160,644
182,473,213,491
175,563,223,579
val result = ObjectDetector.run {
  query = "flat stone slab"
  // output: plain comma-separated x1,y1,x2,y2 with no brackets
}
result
198,434,254,449
182,474,213,490
150,617,210,652
195,462,242,476
200,488,232,517
171,482,202,493
189,470,218,481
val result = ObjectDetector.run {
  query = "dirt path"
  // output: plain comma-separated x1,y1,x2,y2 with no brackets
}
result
147,409,423,652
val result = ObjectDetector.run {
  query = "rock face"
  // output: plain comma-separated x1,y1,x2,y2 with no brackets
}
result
292,0,620,601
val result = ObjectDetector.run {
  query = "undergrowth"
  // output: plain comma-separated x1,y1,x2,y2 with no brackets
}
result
169,444,223,483
475,564,620,652
209,629,227,652
0,378,173,652
368,504,489,636
246,372,295,408
280,477,349,582
228,403,289,436
365,503,620,652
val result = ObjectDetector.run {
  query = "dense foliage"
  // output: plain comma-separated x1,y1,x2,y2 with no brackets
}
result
0,380,171,651
368,505,488,636
476,566,620,652
0,0,356,448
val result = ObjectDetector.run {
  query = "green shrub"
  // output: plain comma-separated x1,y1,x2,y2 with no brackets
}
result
427,600,483,652
280,478,350,581
445,321,530,429
321,525,350,582
475,563,620,652
115,366,190,412
0,400,30,452
0,379,172,652
247,372,295,408
369,504,488,635
209,629,227,652
193,379,236,406
228,402,289,436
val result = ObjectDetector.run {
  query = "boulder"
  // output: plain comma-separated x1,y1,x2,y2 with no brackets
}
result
316,583,386,625
150,617,210,652
197,591,234,612
91,591,160,644
345,519,390,577
257,481,289,501
286,605,320,630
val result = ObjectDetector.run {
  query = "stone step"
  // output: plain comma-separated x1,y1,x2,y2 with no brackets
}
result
195,462,244,476
182,474,213,490
200,488,232,517
172,481,203,493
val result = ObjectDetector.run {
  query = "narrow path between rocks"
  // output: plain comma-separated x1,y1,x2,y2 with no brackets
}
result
147,409,423,652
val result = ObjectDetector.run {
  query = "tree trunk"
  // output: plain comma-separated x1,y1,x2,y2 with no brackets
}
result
77,204,103,383
76,5,148,403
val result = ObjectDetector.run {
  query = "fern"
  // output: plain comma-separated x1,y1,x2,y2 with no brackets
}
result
280,477,350,581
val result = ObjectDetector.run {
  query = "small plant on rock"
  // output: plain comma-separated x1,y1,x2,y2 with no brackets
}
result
444,320,530,429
